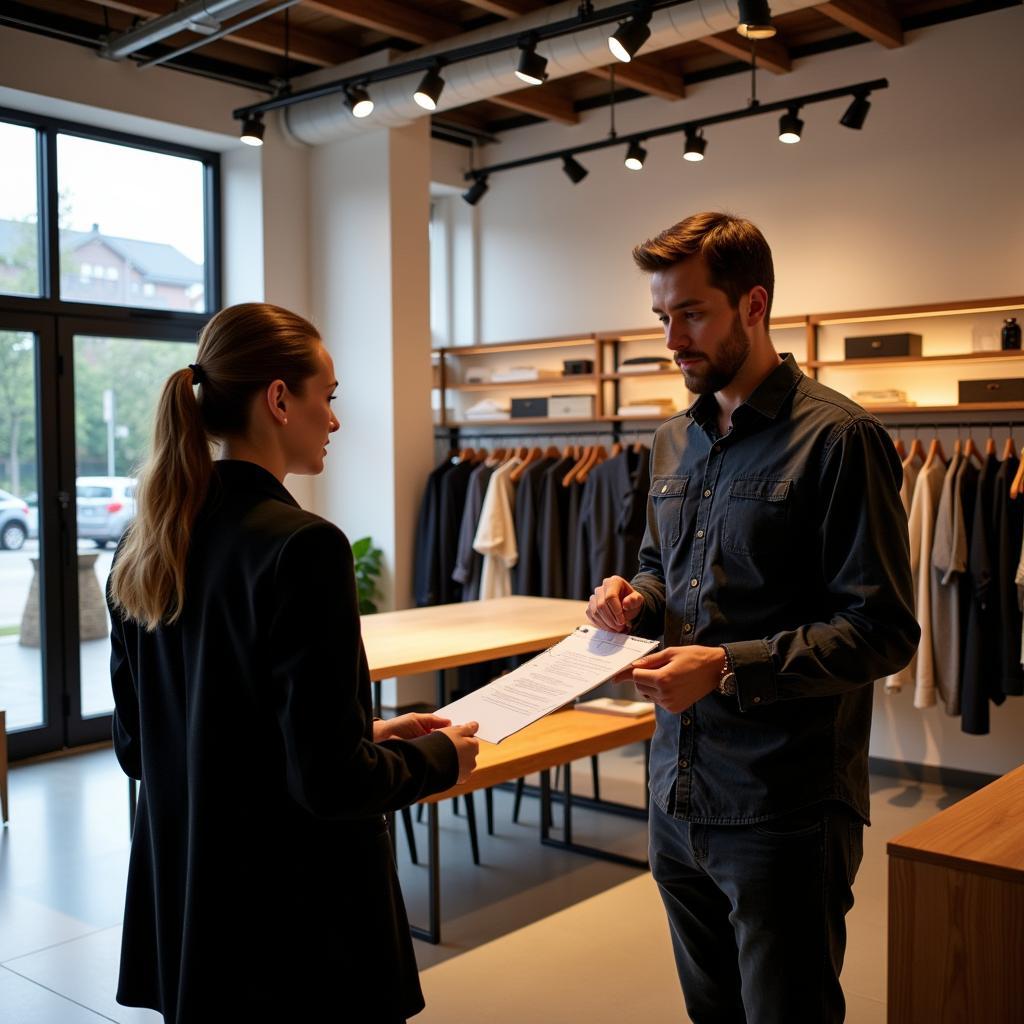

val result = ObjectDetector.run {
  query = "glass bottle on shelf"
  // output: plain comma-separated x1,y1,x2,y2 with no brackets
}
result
1002,317,1022,350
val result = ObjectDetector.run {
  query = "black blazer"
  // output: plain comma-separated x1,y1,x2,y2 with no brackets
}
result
110,460,457,1023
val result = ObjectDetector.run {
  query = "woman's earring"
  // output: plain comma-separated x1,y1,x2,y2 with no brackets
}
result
283,417,288,425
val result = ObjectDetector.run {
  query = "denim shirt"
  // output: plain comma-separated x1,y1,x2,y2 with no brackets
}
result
630,354,919,824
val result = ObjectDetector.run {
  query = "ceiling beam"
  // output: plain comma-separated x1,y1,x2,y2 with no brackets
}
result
489,85,580,125
457,0,545,14
81,0,356,65
587,60,686,101
299,0,458,44
700,31,792,74
814,0,904,48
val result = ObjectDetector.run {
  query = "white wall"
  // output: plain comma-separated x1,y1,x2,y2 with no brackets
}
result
470,9,1024,342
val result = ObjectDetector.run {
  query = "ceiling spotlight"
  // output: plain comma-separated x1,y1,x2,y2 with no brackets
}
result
414,66,445,111
562,154,588,184
624,140,647,171
683,129,706,162
840,93,871,130
608,12,651,63
239,114,264,147
736,0,777,38
346,84,374,119
515,41,548,86
462,176,489,206
778,108,803,144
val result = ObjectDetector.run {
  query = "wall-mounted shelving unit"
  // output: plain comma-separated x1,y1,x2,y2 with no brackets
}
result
433,295,1024,439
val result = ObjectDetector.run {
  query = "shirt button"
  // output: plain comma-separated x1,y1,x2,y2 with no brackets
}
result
703,489,712,498
682,623,692,634
690,578,698,588
661,484,668,493
696,529,705,539
679,759,689,769
681,716,691,726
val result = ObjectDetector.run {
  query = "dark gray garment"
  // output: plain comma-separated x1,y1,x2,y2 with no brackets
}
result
929,449,964,712
452,461,496,602
512,457,557,595
437,458,477,604
537,456,576,598
992,454,1024,696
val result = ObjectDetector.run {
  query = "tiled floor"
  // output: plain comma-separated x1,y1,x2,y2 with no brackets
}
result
0,744,971,1022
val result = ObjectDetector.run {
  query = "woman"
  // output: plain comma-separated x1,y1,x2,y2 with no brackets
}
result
108,302,479,1023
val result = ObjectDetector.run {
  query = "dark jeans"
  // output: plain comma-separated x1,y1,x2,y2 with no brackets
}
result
649,800,864,1024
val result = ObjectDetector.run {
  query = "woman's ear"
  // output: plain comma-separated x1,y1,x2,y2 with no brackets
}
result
265,380,289,426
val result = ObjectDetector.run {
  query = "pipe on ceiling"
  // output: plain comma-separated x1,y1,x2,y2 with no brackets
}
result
284,0,816,146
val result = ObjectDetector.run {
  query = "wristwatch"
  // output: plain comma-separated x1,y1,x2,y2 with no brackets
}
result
718,646,737,697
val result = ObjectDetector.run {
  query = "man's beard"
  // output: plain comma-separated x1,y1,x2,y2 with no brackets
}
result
680,312,751,395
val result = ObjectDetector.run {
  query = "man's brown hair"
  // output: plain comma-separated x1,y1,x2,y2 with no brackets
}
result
632,212,775,323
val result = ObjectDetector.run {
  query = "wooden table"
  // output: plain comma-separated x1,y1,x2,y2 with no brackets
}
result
361,595,589,712
887,763,1024,1023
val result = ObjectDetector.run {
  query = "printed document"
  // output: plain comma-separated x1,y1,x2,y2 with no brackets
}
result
436,626,659,743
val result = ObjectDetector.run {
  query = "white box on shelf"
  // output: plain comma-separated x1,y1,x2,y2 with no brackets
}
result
549,394,594,418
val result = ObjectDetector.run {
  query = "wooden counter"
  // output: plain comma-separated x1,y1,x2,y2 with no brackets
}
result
887,762,1024,1023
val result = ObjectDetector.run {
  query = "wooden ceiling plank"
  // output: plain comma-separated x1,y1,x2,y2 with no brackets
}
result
700,31,792,74
814,0,904,48
80,0,356,65
458,0,544,14
489,86,579,125
299,0,458,44
587,60,685,101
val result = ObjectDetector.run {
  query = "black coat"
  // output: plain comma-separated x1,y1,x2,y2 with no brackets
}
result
109,460,458,1023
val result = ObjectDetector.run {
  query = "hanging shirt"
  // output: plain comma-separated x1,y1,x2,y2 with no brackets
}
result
452,461,497,603
899,453,922,517
886,458,945,695
961,455,1003,733
992,455,1024,696
512,457,558,595
537,455,576,598
929,451,964,712
413,459,455,606
437,459,477,604
473,459,520,600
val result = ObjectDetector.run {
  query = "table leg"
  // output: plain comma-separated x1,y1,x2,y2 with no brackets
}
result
485,788,494,835
563,759,573,846
128,778,137,837
540,769,551,842
464,790,480,865
410,802,442,945
373,680,382,719
435,669,445,710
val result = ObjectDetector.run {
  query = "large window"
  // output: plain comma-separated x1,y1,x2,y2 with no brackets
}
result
0,109,218,759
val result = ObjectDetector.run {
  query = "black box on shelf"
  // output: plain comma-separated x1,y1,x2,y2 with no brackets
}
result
844,333,922,359
563,358,594,375
958,378,1024,403
511,397,549,418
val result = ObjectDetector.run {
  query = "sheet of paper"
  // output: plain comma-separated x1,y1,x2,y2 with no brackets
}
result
435,625,659,744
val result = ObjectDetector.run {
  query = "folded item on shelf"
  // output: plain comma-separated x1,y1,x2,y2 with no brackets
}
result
490,367,561,383
619,356,673,374
852,389,915,407
576,697,652,717
464,366,489,384
465,398,511,420
617,401,677,417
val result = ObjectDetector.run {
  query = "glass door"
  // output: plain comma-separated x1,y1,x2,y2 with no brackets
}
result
59,319,197,746
0,314,63,758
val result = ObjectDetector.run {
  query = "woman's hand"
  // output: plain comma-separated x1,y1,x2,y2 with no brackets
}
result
373,713,452,742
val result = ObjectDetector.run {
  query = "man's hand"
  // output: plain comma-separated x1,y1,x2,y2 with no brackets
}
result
587,575,646,633
373,713,451,742
625,645,726,714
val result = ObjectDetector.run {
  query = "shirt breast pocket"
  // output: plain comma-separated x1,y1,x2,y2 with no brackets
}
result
723,478,792,557
650,475,689,548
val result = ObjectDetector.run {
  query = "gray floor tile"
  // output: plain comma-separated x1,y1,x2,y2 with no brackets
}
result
7,926,161,1024
0,965,110,1023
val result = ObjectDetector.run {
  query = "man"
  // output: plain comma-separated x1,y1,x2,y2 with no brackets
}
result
587,212,918,1023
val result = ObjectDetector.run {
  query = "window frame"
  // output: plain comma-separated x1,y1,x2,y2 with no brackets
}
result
0,104,221,326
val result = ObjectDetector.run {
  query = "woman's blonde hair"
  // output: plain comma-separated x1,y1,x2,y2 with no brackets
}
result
109,302,321,630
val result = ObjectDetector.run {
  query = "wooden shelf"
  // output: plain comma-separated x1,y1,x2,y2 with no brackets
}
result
812,350,1024,369
595,317,806,342
447,375,596,392
601,370,678,381
866,402,1024,415
437,336,594,357
441,416,599,428
810,295,1024,326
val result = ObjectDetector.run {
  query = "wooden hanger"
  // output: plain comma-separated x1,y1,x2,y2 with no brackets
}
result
906,436,926,466
985,435,997,457
576,444,608,485
457,447,476,463
1011,446,1024,499
545,445,561,460
923,435,946,469
509,446,543,483
610,440,624,457
962,434,983,464
893,436,907,459
1002,435,1017,461
562,445,593,487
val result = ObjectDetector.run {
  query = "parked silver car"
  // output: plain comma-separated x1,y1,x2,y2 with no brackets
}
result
76,476,137,548
0,488,30,550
